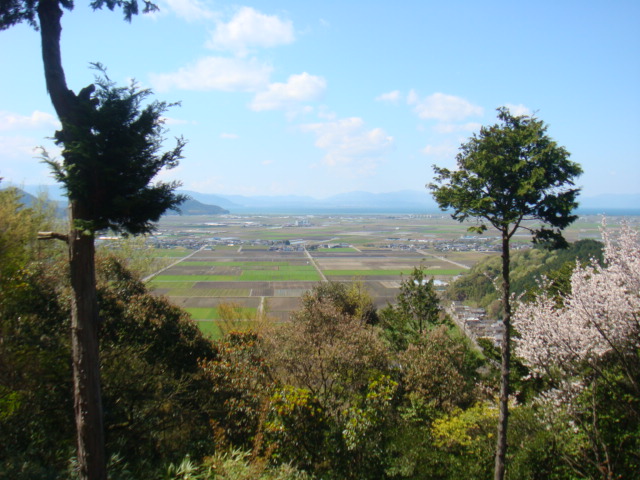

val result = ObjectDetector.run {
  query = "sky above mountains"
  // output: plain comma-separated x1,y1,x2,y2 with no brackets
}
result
1,0,639,198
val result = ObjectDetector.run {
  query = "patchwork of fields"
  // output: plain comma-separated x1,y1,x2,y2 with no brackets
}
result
145,212,626,337
149,246,467,331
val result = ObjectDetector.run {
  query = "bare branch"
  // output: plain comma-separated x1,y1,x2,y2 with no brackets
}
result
38,231,69,243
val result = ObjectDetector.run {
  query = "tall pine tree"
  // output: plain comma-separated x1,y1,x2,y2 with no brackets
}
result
1,3,184,479
429,107,582,480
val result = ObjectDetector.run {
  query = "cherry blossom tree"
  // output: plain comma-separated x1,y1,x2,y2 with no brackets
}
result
514,222,639,379
514,222,640,477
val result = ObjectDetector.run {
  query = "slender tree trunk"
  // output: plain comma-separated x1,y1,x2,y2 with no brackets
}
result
494,232,511,480
37,0,76,120
38,2,107,479
69,202,106,480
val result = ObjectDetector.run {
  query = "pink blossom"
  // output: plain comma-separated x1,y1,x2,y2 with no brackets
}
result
514,222,640,375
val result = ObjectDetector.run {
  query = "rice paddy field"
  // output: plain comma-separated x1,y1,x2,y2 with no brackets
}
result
147,213,632,337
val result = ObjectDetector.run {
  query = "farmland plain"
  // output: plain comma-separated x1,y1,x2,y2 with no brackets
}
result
146,213,627,334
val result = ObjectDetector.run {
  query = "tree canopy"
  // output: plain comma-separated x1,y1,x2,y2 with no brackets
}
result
43,67,186,235
429,106,583,247
0,0,156,30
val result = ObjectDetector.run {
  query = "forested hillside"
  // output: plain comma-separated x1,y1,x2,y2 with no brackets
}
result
444,240,604,316
2,186,638,479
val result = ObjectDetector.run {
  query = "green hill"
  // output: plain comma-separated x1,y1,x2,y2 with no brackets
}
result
444,239,604,316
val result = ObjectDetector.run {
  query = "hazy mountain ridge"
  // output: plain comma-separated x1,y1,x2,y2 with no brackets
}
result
9,184,640,215
167,197,229,215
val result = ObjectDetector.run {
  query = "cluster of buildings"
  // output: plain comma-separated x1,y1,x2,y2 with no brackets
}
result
447,301,505,346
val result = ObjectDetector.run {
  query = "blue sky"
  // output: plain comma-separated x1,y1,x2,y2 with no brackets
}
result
1,0,639,199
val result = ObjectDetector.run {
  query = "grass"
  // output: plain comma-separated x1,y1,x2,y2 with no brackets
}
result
239,269,321,281
185,307,223,320
148,281,196,290
323,269,412,277
185,307,258,320
195,320,222,338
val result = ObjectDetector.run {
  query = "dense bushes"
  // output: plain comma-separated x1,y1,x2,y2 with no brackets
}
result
2,191,636,479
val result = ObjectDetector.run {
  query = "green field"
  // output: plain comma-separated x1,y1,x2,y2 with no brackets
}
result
157,287,251,297
185,307,257,320
239,269,320,281
152,267,320,282
151,213,579,326
181,261,292,266
195,319,259,339
323,269,463,277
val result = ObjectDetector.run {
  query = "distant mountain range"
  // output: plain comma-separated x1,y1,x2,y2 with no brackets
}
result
179,190,640,215
8,184,640,215
5,187,229,217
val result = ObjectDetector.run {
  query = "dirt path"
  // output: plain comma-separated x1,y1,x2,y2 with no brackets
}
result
416,249,471,270
304,247,328,282
143,245,205,282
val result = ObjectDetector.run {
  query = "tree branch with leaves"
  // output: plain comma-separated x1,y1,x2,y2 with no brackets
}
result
428,106,582,480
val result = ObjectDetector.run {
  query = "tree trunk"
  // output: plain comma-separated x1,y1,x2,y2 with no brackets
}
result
37,2,107,479
494,232,511,480
37,0,76,120
69,205,106,480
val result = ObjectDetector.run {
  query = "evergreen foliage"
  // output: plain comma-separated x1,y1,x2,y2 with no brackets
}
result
429,106,582,480
379,265,446,350
43,66,186,235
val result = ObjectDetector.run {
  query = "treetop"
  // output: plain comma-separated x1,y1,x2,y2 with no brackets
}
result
428,107,583,246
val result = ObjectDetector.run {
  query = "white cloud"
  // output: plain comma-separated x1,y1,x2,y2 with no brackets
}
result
150,56,272,92
375,90,401,103
250,73,326,111
207,6,294,56
0,110,60,131
0,135,41,157
160,0,216,22
408,92,483,121
300,117,394,175
317,107,337,120
261,160,273,166
407,89,419,105
504,103,532,117
220,133,239,139
433,122,481,134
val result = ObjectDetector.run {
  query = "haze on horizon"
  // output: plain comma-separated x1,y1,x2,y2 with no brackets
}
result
1,0,638,199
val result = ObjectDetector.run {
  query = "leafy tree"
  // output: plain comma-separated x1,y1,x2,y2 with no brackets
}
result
0,253,219,478
380,265,444,350
298,281,379,326
0,185,51,279
1,3,184,478
267,283,388,410
200,331,275,450
429,107,582,480
264,282,392,478
399,326,480,413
